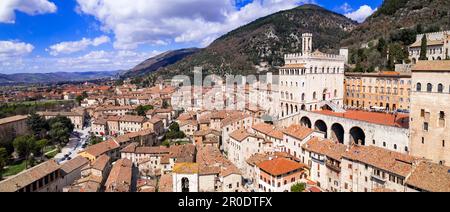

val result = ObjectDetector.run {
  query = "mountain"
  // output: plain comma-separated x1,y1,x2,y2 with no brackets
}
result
341,0,450,47
149,4,357,78
122,48,200,78
0,71,119,85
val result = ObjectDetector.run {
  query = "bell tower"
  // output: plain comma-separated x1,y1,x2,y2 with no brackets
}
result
302,33,313,54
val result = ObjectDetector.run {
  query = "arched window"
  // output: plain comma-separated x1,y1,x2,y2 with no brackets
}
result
313,92,317,100
427,83,433,92
438,84,444,93
416,83,422,92
302,93,305,101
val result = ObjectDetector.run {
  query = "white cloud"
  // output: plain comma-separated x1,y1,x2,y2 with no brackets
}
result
0,50,160,74
345,5,376,23
48,35,110,56
0,40,34,61
75,0,315,49
338,2,352,13
0,0,57,23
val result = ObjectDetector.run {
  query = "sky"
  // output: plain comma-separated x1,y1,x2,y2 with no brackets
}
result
0,0,382,74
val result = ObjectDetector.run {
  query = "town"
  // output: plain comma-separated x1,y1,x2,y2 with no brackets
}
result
0,31,449,193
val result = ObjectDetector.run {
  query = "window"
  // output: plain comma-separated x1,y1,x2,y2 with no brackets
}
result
440,111,445,120
423,122,429,131
427,83,433,92
443,140,446,148
422,137,425,144
438,84,444,93
421,109,425,117
416,83,422,92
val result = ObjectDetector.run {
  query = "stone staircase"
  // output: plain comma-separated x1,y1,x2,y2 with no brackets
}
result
320,101,346,113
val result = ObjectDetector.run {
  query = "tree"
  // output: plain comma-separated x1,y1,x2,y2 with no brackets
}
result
136,105,154,116
162,100,170,109
48,116,74,133
419,35,428,60
162,140,171,147
35,139,48,156
13,135,37,168
0,147,7,179
169,122,180,132
291,182,306,192
27,113,49,138
48,122,71,145
76,91,89,105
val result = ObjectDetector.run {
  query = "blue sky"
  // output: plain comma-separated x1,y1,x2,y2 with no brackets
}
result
0,0,382,74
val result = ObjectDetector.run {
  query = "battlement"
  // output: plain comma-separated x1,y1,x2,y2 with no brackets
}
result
284,51,346,61
416,30,450,41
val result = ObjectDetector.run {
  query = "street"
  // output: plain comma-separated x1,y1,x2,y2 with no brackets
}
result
55,127,91,164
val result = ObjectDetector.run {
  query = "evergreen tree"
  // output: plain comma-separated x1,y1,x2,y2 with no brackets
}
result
419,35,428,60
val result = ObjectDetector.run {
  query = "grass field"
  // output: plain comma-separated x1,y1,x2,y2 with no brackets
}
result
3,161,27,177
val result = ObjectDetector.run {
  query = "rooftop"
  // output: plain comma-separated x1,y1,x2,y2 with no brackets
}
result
283,124,314,140
412,60,450,72
0,160,60,192
406,161,450,192
302,137,347,161
258,158,306,177
0,115,28,125
173,163,199,174
313,110,409,129
343,145,415,177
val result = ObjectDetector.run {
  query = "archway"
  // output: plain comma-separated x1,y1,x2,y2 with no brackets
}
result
300,117,312,128
350,127,366,145
182,177,190,192
314,120,328,138
323,89,328,101
331,123,344,144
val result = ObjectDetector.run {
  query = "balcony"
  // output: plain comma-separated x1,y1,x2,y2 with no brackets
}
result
326,161,341,173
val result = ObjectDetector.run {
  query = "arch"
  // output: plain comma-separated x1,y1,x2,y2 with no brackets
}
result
301,104,306,111
438,84,444,93
181,177,190,192
300,116,312,128
313,92,317,100
285,104,289,115
349,127,366,146
331,123,344,144
301,93,305,101
322,89,328,101
314,120,328,138
290,104,294,114
416,83,422,92
334,89,338,98
412,58,417,64
427,83,433,92
295,105,298,113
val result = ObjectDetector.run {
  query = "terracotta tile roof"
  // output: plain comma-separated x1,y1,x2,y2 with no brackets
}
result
229,129,261,142
258,158,306,177
179,119,198,127
283,124,314,140
193,129,221,137
196,146,240,177
0,160,60,192
221,112,251,127
412,60,450,72
313,110,409,129
136,146,170,155
83,140,120,158
173,163,199,174
159,174,173,192
105,159,133,192
91,155,110,172
119,115,147,123
60,156,89,174
252,123,283,140
302,137,347,161
0,115,28,125
246,153,272,166
406,161,450,192
120,143,138,153
410,39,444,47
169,144,196,163
343,145,415,177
